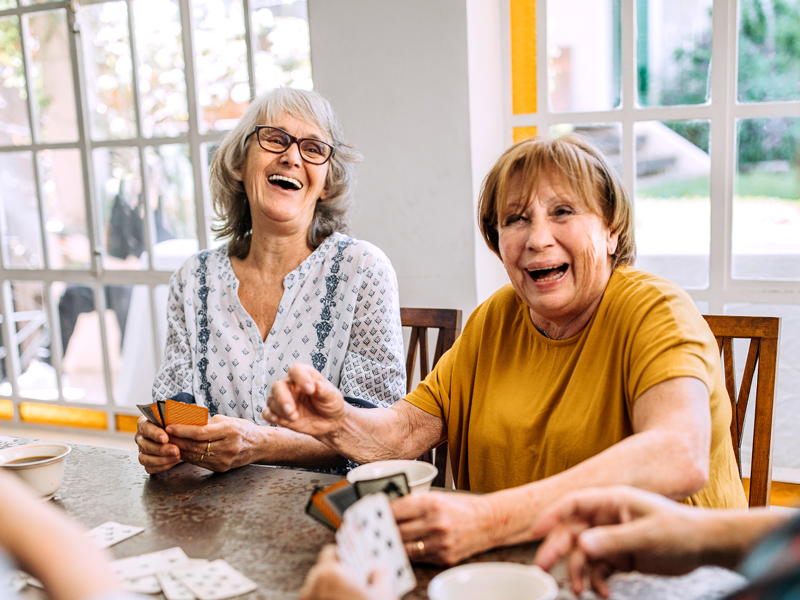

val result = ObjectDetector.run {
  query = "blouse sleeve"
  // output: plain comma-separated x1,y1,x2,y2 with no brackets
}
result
151,269,195,402
338,250,407,407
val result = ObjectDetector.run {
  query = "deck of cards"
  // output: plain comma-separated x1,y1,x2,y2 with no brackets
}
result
138,398,209,429
336,493,416,597
306,472,410,530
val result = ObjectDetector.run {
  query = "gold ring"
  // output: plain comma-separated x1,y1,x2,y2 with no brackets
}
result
413,540,425,559
206,441,212,455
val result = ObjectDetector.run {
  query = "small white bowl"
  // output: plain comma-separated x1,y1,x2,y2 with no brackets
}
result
428,563,559,600
347,460,438,493
0,442,71,500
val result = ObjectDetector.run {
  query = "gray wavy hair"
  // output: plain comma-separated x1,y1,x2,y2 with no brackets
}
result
210,87,361,258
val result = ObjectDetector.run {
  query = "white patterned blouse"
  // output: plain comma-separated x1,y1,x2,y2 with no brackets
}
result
151,232,407,423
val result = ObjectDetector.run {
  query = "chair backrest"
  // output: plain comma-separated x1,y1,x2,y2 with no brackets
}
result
702,315,780,507
401,307,463,488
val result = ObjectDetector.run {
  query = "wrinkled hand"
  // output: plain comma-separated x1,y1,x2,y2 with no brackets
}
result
532,486,709,598
265,364,347,439
136,416,182,474
165,415,264,472
392,492,496,566
299,545,396,600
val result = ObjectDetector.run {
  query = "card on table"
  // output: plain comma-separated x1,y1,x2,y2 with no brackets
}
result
85,521,144,549
112,547,191,581
171,559,258,600
336,493,416,597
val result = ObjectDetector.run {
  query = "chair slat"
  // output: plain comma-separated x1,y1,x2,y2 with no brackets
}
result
703,315,780,508
401,308,463,489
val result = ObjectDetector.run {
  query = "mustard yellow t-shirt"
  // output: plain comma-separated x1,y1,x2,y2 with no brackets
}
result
405,267,746,508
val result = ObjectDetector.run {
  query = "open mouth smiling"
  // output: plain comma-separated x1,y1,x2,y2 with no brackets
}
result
527,264,568,282
268,174,303,191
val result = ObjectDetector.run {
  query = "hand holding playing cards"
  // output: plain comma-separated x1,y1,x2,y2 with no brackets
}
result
166,415,264,472
136,415,182,474
392,492,498,566
266,364,348,438
300,545,396,600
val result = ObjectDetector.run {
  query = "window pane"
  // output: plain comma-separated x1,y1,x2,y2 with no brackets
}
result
0,151,44,269
0,0,17,9
0,16,31,146
79,1,137,141
724,303,800,473
251,0,312,94
133,0,188,138
145,145,198,269
25,10,79,143
733,117,800,280
92,146,146,270
20,0,58,6
40,149,90,270
193,0,250,133
634,120,710,289
112,284,155,405
547,0,620,112
10,281,55,400
55,281,109,404
738,0,800,103
637,0,712,107
550,123,622,174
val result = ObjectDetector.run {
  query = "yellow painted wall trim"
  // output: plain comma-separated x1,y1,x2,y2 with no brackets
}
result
116,414,139,433
0,400,12,420
19,403,107,430
510,0,536,115
512,126,538,143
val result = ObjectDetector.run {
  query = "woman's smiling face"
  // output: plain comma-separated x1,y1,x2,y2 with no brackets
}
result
240,113,329,235
497,171,618,335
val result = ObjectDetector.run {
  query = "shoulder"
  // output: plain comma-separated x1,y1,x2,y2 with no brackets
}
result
600,267,710,342
320,233,398,274
170,245,231,288
463,284,527,336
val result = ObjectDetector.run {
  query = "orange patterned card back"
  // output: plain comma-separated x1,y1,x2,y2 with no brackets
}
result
311,479,349,529
150,403,164,427
164,400,208,426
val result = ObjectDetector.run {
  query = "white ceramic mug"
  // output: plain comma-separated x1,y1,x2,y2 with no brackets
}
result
428,563,559,600
347,460,438,493
0,442,72,500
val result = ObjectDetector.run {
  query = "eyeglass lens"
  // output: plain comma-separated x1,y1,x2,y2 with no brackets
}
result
257,127,332,164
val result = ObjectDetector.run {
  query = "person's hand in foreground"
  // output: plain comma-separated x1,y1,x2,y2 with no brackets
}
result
266,363,348,438
299,545,396,600
391,492,500,566
532,486,786,598
0,470,123,600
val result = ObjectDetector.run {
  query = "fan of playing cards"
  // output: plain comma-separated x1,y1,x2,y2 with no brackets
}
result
336,493,416,597
138,398,209,429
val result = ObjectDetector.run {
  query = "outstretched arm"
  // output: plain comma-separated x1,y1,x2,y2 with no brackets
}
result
266,363,445,463
0,471,122,600
532,486,786,598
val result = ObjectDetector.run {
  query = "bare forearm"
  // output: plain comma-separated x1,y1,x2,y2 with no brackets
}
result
486,430,710,547
328,406,426,463
253,427,347,468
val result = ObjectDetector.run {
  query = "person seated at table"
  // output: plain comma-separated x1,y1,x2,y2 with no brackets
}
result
135,87,406,475
0,469,143,600
533,486,796,599
266,133,747,565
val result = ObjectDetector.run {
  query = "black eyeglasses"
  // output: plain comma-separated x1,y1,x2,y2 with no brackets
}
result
245,126,336,165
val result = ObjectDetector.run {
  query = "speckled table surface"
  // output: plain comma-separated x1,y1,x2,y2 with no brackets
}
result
2,435,746,600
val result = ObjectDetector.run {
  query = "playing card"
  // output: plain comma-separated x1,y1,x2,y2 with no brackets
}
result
112,547,191,581
171,559,257,600
354,472,410,501
137,403,164,428
5,571,27,593
120,575,161,594
338,494,416,597
85,521,145,549
156,559,209,600
157,400,167,427
305,486,336,530
164,399,208,426
322,481,360,518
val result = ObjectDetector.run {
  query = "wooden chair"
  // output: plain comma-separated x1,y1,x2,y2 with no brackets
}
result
702,315,780,507
401,307,463,488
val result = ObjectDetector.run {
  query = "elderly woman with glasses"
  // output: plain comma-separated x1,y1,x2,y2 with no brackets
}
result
135,87,406,475
267,134,747,566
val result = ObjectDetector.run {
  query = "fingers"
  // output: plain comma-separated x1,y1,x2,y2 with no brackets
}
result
533,522,584,571
265,378,300,424
139,455,182,474
589,562,613,599
391,493,431,524
567,546,588,596
137,416,168,444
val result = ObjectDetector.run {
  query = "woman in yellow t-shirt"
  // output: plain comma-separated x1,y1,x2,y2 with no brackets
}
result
266,134,746,566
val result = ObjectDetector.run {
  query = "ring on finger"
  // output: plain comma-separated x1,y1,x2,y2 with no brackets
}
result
412,540,425,559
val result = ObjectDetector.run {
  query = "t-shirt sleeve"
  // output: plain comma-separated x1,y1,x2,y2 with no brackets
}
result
626,284,718,407
338,249,407,407
151,269,195,402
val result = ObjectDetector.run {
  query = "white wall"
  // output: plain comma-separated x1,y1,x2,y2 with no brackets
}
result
308,0,508,319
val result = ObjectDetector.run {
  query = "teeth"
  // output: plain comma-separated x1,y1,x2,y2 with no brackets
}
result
535,270,565,282
268,174,303,190
528,264,568,282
